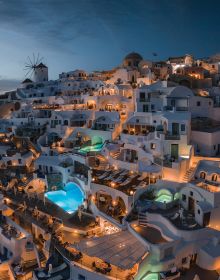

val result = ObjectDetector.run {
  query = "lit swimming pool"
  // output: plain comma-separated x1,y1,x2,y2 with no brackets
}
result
79,143,103,153
143,273,159,280
45,182,85,214
155,194,172,203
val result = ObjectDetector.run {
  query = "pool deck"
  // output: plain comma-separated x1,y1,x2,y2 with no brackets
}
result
4,190,96,231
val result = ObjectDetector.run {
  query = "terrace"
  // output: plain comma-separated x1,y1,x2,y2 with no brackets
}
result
33,248,70,280
92,168,151,196
61,230,147,280
137,189,202,230
148,206,201,231
0,214,25,240
4,190,97,232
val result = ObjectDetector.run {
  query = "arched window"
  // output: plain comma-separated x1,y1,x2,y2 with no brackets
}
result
200,171,206,179
212,174,218,182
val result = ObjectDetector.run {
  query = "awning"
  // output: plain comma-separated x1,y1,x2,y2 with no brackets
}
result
74,230,147,270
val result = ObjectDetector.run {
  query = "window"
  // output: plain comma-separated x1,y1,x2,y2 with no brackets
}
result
182,194,186,201
181,124,186,132
136,119,139,123
151,143,156,150
18,159,22,164
200,172,206,179
190,191,193,196
78,275,86,280
198,209,200,214
151,104,155,111
143,104,148,112
140,92,145,100
197,101,201,106
212,174,218,182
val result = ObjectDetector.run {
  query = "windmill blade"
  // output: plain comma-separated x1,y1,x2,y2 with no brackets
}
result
25,68,33,77
33,53,36,66
27,56,33,67
36,53,41,65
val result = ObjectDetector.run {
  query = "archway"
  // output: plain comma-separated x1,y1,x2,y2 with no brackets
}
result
200,171,206,179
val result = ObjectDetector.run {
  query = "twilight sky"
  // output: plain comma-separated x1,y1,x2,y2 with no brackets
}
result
0,0,220,90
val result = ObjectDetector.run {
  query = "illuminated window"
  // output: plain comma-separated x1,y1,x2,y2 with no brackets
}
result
151,143,156,149
212,174,218,182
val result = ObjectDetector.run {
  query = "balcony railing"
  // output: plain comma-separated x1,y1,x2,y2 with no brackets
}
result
165,134,180,140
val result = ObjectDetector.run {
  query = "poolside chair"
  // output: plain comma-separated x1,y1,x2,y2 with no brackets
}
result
121,178,131,186
170,213,180,220
137,174,147,181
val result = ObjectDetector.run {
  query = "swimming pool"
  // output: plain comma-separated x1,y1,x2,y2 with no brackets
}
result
79,143,103,153
155,194,172,203
45,182,85,214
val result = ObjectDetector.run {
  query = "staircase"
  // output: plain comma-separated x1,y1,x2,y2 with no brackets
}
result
138,212,148,227
96,155,109,170
181,167,195,183
28,140,41,158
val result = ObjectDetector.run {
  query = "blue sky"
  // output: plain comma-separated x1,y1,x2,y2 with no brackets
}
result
0,0,220,90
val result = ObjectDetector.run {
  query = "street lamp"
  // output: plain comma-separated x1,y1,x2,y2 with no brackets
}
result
130,190,135,207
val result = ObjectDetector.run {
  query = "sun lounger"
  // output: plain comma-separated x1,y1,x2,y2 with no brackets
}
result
98,172,109,179
121,178,131,186
137,174,147,181
170,213,179,220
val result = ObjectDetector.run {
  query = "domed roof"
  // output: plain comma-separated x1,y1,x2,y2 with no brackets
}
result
124,52,143,61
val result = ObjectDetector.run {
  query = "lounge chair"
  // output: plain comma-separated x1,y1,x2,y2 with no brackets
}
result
121,178,131,186
170,213,179,220
137,175,147,181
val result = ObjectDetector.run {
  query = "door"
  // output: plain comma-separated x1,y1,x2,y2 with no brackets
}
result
172,123,179,135
171,144,179,160
203,212,211,227
217,144,220,155
188,197,195,213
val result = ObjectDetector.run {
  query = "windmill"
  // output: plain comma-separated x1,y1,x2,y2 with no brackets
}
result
24,53,44,79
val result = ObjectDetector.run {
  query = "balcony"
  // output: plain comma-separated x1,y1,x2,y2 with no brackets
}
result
165,133,180,140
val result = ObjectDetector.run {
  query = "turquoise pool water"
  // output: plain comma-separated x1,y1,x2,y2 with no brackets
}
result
45,182,85,214
155,194,172,203
79,143,103,153
143,273,159,280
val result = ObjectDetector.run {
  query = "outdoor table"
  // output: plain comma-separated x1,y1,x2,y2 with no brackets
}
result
95,260,109,270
